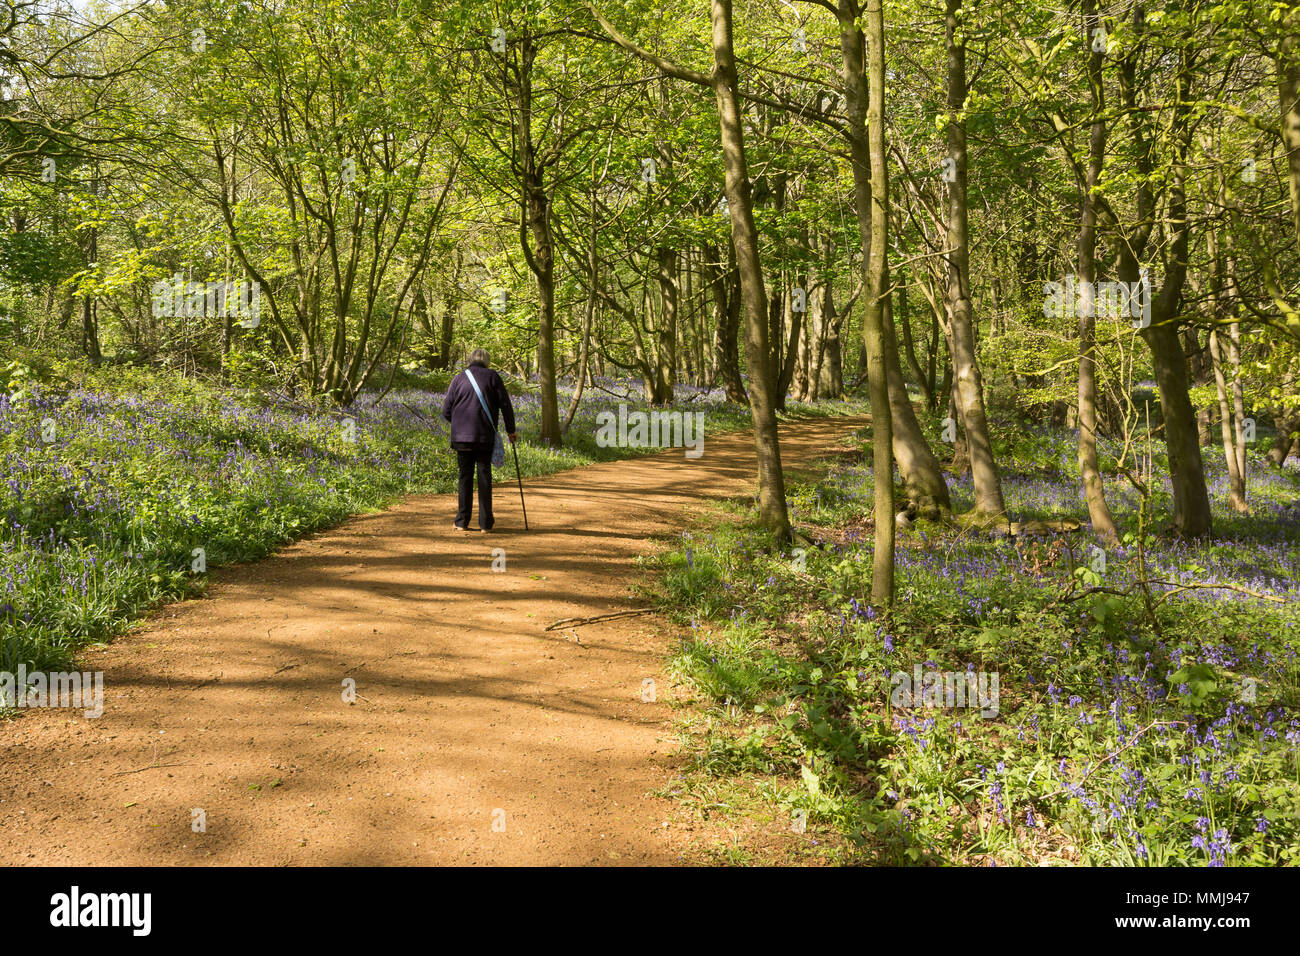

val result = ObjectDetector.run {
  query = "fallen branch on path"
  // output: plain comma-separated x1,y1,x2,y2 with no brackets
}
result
544,608,657,631
112,762,189,776
112,742,190,776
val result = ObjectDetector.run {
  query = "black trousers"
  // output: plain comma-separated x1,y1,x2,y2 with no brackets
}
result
454,446,493,530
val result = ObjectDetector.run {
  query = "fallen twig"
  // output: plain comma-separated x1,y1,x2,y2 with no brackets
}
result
1055,579,1286,607
545,608,657,631
1152,580,1287,605
1039,719,1188,800
112,762,190,777
112,742,190,776
401,401,435,424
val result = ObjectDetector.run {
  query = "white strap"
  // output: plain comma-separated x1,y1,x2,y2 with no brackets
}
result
465,367,497,434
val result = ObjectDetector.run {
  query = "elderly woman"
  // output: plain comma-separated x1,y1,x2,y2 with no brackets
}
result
440,349,517,532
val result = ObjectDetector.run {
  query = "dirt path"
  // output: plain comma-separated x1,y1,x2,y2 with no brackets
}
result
1,416,866,866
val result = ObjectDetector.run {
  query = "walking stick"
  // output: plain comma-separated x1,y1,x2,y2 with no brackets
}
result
511,439,529,530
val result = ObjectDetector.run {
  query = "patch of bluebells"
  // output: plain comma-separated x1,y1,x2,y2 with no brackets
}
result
660,416,1298,864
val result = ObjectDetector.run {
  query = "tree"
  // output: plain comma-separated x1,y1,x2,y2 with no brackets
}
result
859,0,896,603
1075,0,1118,540
590,0,792,541
942,0,1003,518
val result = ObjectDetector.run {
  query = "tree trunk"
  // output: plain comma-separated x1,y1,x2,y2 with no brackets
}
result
1147,320,1212,535
1269,403,1300,466
793,277,817,402
944,0,1003,517
517,33,561,445
819,280,844,400
707,242,747,403
1140,54,1211,537
1279,5,1300,263
841,0,894,605
821,311,844,399
1228,321,1248,486
947,385,969,475
1076,0,1118,540
839,0,949,520
883,292,952,515
413,287,435,369
563,216,598,432
710,0,790,540
775,289,803,408
82,208,101,363
655,245,678,403
527,175,561,444
436,249,460,369
1208,215,1248,511
898,283,933,408
806,256,832,402
1209,329,1248,511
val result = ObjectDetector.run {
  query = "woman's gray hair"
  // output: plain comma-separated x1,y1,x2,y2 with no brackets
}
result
468,348,490,368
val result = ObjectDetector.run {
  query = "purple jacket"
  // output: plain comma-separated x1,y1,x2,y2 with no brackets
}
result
441,363,516,449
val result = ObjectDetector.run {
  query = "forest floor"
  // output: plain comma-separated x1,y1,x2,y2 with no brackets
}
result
0,414,867,865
